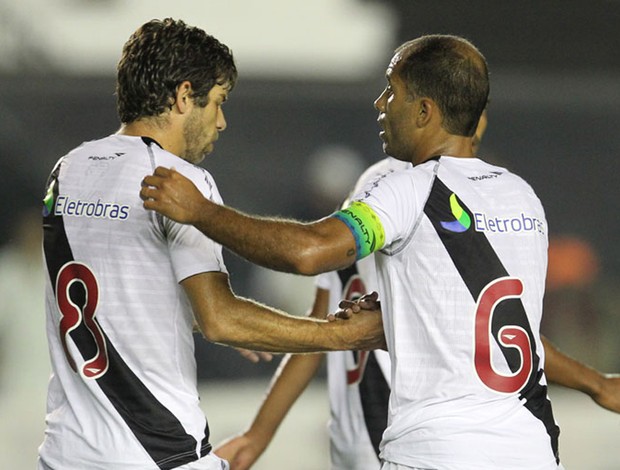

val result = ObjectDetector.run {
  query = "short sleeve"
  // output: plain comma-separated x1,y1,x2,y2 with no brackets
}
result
344,169,425,255
164,166,228,282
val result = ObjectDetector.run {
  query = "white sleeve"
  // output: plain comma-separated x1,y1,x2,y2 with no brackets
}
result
164,166,228,282
314,271,335,291
351,170,423,252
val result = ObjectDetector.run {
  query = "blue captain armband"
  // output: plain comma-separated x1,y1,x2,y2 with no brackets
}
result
331,201,385,260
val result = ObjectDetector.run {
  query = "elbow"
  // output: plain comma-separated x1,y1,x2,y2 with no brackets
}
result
285,225,346,276
288,245,330,276
285,220,354,275
198,315,231,344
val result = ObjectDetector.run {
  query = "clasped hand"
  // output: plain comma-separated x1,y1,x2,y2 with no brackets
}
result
327,291,382,321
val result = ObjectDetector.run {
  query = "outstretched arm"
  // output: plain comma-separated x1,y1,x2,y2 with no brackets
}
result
543,336,620,413
214,287,330,469
141,167,357,275
182,272,385,353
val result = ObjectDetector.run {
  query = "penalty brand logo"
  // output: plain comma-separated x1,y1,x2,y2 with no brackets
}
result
440,193,471,233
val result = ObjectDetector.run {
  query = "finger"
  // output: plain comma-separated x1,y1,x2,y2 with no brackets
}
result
139,186,156,201
140,186,166,204
338,301,362,314
142,198,160,211
333,308,353,320
236,348,259,363
360,291,379,302
142,174,166,188
256,352,273,362
243,353,259,363
357,292,380,309
153,166,174,177
358,298,380,310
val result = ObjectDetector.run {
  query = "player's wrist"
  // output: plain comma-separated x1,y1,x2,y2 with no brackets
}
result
191,196,210,225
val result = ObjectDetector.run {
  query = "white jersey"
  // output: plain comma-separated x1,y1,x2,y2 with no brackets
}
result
40,135,227,470
345,156,561,470
317,158,409,470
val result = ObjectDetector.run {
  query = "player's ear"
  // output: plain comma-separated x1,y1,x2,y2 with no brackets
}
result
173,81,193,114
415,98,434,128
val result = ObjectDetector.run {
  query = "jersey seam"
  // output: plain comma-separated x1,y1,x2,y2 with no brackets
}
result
145,143,167,236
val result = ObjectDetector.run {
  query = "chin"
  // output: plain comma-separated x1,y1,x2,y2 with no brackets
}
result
382,143,393,157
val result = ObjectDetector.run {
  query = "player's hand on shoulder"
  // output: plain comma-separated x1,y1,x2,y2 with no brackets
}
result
140,166,206,224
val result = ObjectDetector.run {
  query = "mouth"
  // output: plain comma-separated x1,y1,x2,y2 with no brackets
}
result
377,117,385,135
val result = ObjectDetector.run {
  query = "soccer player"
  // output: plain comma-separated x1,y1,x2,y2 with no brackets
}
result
142,35,575,469
213,111,620,470
39,18,383,470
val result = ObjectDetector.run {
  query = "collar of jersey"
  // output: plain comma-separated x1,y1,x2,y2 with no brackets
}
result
141,136,163,149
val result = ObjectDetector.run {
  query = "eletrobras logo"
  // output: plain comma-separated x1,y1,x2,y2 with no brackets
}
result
43,182,130,221
440,192,545,235
54,196,130,220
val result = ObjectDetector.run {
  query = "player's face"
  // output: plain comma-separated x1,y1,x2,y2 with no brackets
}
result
374,53,418,162
182,84,229,164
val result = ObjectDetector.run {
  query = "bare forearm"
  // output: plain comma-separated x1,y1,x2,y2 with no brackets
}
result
543,336,620,412
193,199,355,275
183,274,383,353
204,295,377,353
141,167,356,274
543,336,604,396
248,353,324,440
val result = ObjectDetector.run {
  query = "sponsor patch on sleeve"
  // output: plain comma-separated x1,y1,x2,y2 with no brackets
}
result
331,201,385,259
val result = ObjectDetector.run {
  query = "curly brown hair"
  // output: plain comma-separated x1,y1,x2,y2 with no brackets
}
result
116,18,237,123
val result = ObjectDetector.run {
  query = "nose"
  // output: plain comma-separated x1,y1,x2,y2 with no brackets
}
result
217,108,227,131
374,89,386,112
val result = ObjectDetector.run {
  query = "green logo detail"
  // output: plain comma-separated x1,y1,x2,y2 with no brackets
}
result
440,193,471,232
42,180,56,217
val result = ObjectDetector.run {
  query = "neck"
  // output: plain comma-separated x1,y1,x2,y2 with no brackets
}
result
117,118,184,157
413,134,474,166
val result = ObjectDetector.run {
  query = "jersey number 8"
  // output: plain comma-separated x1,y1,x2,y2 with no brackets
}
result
56,261,109,380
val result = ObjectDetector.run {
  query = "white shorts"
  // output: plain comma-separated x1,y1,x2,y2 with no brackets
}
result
177,452,229,470
37,452,229,470
380,460,566,470
381,463,436,470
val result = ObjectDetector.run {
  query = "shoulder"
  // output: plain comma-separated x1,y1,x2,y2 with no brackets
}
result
171,160,221,203
352,157,412,194
141,142,221,202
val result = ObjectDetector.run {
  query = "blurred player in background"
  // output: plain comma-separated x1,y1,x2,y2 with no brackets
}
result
39,18,383,470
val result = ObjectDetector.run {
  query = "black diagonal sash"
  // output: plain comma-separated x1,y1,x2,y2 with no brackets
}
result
42,163,210,469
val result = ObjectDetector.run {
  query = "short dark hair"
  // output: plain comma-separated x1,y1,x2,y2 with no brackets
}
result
396,35,489,136
116,18,237,123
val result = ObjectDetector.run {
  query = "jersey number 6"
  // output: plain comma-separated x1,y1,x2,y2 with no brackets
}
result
474,277,533,394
